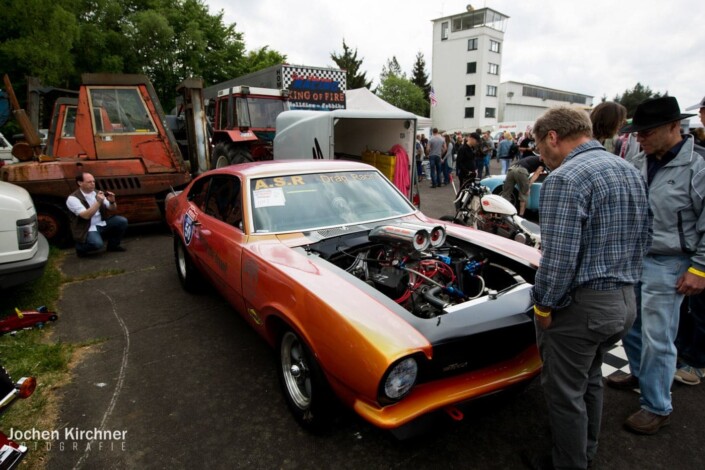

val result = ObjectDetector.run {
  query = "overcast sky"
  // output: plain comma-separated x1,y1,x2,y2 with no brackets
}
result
207,0,705,124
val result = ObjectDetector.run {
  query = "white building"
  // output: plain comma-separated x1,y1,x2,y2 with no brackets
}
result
430,6,593,132
498,81,594,123
431,6,509,132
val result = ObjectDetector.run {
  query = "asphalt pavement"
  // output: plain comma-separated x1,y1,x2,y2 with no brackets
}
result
25,165,705,469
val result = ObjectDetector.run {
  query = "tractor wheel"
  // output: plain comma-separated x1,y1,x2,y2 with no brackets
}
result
211,143,253,168
36,202,71,247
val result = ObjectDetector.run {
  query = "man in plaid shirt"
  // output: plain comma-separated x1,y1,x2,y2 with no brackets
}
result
524,107,651,470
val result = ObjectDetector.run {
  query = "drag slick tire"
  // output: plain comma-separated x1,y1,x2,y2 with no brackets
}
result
278,329,336,432
211,142,253,168
174,237,204,293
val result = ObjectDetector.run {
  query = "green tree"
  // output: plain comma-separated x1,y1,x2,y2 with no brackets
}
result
0,0,79,87
123,10,177,107
376,75,426,117
241,46,287,73
0,0,282,111
410,51,430,102
380,56,404,81
614,83,665,118
330,40,372,89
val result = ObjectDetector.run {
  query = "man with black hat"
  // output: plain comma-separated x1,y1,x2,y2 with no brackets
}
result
674,94,705,386
607,96,705,435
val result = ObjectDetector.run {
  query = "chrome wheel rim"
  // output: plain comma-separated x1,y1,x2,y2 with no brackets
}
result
281,331,311,409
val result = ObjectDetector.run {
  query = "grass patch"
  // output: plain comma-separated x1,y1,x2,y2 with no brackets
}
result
1,246,125,468
0,247,71,468
0,247,64,312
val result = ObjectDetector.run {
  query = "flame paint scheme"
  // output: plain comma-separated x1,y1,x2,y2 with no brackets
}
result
166,160,542,432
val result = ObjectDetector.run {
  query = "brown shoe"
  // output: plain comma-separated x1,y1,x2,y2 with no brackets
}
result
624,409,671,435
605,372,639,390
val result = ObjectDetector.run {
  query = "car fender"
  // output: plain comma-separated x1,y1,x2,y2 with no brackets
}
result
241,240,432,402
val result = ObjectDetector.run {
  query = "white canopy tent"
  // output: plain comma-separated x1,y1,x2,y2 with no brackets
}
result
345,88,432,130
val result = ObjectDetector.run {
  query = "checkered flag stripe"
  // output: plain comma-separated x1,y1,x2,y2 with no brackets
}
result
282,67,347,92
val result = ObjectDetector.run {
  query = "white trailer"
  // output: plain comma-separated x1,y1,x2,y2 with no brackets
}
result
273,109,419,202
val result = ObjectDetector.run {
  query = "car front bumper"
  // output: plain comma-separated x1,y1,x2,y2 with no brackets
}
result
0,234,49,289
353,344,541,429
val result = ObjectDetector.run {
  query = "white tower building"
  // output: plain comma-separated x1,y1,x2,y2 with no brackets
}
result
431,6,509,132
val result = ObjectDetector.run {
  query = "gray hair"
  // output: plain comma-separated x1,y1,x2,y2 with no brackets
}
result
533,106,592,142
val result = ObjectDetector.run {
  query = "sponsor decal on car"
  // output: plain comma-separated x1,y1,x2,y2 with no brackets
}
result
183,208,198,245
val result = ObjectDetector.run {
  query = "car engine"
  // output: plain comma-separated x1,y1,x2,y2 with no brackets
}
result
307,222,533,318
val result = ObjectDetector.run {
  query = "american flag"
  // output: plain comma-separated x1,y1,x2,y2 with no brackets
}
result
430,86,438,107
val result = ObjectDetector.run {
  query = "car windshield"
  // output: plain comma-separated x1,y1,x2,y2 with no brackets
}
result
250,170,415,233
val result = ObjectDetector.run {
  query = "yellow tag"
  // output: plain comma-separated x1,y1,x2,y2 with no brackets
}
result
15,307,24,319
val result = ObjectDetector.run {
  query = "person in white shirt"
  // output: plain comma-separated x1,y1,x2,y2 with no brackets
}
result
66,172,128,256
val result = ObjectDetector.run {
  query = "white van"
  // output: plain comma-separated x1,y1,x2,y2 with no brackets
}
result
0,181,49,289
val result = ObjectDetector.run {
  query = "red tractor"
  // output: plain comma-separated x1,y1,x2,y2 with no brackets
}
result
209,85,289,167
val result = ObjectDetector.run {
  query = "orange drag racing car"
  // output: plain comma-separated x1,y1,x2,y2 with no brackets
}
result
165,160,542,433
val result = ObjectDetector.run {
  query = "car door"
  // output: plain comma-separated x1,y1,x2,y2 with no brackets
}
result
198,175,246,313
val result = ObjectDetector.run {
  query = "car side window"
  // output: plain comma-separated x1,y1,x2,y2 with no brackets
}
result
187,177,212,211
204,176,243,230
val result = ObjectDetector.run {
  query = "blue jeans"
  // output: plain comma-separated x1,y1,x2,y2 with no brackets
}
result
475,158,486,180
76,216,128,253
429,155,442,187
500,158,511,175
622,254,689,415
442,157,452,184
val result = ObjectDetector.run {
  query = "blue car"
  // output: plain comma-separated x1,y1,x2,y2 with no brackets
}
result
480,171,548,212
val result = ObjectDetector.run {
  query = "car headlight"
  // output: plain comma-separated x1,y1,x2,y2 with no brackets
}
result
17,215,38,250
381,357,418,403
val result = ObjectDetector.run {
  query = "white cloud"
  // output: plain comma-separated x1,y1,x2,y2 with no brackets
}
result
207,0,705,119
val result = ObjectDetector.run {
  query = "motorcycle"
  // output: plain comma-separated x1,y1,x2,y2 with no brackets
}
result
441,178,541,249
1,365,36,469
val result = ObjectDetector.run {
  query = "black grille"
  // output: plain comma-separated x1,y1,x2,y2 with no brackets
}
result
96,177,142,191
418,321,535,382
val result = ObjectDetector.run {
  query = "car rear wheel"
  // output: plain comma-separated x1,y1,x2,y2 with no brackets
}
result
174,237,204,293
278,330,335,432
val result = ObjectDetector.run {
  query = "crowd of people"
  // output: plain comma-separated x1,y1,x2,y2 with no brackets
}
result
524,95,705,470
416,94,705,470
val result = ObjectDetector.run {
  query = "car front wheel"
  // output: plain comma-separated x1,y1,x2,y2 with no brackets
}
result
278,330,335,432
174,237,204,293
